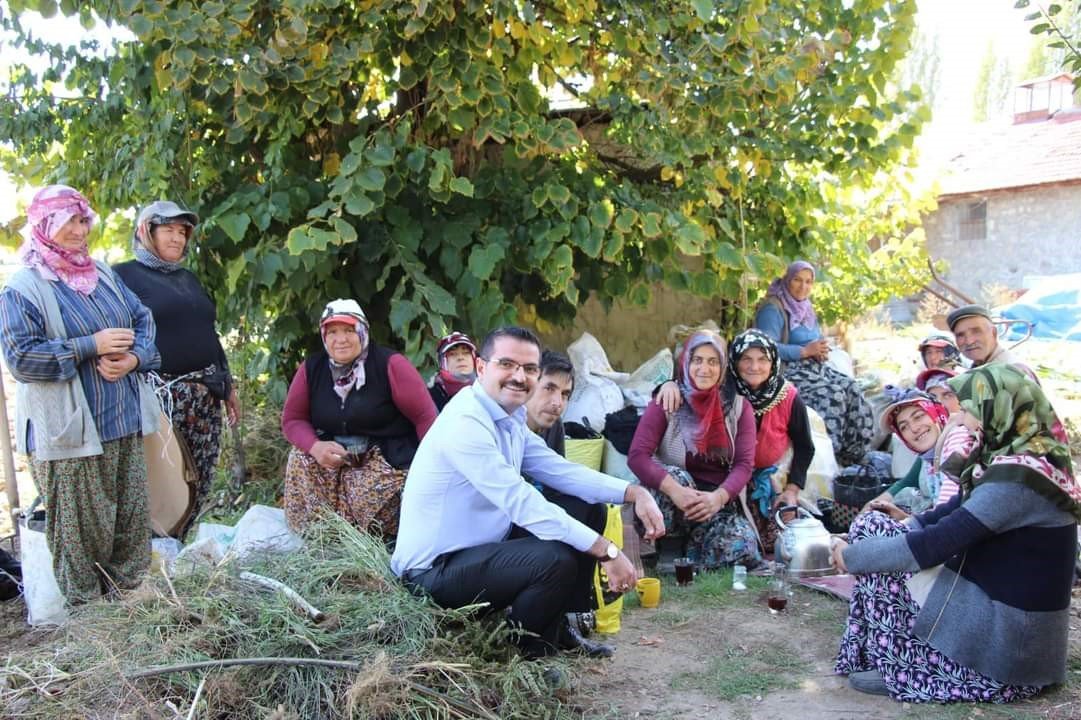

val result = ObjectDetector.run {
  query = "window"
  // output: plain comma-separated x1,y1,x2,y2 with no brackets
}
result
958,200,987,241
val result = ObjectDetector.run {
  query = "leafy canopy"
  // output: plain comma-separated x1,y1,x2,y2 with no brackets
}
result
1,0,928,392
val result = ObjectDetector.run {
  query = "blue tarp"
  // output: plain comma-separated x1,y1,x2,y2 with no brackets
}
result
998,285,1081,342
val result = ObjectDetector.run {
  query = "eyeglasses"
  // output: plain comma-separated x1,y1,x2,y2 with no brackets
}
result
483,356,541,377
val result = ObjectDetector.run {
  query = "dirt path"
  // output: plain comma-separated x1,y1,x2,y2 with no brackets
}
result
571,570,1081,720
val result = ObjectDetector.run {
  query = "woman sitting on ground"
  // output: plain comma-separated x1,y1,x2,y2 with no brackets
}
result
428,331,477,411
657,329,814,553
832,364,1078,703
753,260,873,466
281,299,437,537
862,389,955,517
627,330,761,570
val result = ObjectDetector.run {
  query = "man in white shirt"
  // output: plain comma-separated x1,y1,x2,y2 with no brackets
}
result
392,327,664,659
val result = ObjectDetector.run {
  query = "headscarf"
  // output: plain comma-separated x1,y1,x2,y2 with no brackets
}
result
880,386,950,458
728,329,788,416
918,332,961,369
765,260,817,331
319,299,370,401
675,330,731,455
132,200,199,273
946,364,1080,518
18,185,99,294
434,331,477,399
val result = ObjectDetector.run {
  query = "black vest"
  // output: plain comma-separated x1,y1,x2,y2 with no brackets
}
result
305,345,419,469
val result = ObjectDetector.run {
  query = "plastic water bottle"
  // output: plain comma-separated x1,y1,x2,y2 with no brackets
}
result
732,564,748,591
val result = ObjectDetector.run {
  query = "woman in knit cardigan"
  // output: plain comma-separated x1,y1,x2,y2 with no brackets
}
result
832,364,1079,703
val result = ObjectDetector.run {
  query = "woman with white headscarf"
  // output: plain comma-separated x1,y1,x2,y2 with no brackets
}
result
281,300,437,537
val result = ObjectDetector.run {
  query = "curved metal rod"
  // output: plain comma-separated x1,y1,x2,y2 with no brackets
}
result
926,258,976,307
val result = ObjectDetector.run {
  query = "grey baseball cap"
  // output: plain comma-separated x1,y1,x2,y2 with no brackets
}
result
136,200,199,228
945,304,993,332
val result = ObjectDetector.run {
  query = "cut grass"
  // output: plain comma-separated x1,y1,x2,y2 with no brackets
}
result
669,642,802,701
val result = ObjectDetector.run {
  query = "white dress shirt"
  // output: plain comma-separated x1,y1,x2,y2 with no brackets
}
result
390,382,628,575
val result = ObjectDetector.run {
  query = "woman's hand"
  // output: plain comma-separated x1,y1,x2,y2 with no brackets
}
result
225,387,240,427
93,328,135,356
684,488,728,523
866,500,909,522
860,491,893,515
772,484,801,521
310,440,349,470
800,339,830,362
656,381,682,414
96,352,138,382
830,536,849,573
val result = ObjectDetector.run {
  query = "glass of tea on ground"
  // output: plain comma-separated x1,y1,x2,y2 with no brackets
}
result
674,557,695,586
767,562,789,614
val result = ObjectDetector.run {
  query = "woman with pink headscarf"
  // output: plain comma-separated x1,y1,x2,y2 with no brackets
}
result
0,185,160,604
754,260,874,466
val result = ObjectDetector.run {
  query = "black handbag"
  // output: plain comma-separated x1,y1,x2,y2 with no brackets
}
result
833,458,893,509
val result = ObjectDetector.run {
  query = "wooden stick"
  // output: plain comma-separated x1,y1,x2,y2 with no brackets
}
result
0,370,21,531
185,674,207,720
239,571,326,622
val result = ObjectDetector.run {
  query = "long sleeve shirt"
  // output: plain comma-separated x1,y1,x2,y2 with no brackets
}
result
0,278,160,447
627,398,756,497
753,302,821,363
281,353,436,453
390,382,628,575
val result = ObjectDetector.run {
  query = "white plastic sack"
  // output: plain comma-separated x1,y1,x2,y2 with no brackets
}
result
802,407,839,503
564,332,625,432
601,439,639,484
19,513,67,626
619,348,674,408
826,347,855,378
175,505,302,574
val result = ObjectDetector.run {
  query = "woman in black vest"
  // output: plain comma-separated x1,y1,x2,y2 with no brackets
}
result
114,200,238,539
281,299,437,537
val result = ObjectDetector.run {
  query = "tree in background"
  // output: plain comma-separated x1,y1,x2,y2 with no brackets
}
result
897,27,943,117
1019,0,1081,101
0,0,930,394
972,41,1015,123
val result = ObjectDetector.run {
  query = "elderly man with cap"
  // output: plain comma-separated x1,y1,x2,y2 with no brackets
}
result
114,200,239,537
429,331,477,411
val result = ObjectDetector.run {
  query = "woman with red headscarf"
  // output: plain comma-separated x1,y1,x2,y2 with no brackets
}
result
627,330,760,569
0,185,161,604
428,331,477,411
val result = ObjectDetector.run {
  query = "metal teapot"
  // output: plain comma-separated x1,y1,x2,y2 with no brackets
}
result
774,505,835,578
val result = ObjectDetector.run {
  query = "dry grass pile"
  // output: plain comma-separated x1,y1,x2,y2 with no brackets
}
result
0,516,574,719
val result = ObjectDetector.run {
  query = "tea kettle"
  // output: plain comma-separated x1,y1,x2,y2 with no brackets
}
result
774,505,836,578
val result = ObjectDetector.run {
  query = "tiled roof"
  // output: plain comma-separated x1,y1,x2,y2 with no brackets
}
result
938,110,1081,197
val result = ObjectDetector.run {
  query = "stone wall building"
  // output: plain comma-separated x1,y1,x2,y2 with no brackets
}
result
923,74,1081,299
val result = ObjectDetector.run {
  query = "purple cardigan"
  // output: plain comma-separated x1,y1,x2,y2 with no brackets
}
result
627,398,756,496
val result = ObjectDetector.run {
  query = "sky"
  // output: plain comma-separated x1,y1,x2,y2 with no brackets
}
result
0,0,1059,225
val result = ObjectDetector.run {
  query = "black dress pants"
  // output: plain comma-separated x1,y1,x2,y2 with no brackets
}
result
406,492,608,658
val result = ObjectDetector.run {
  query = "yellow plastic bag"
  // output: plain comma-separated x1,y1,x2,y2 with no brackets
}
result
565,438,605,470
592,503,624,634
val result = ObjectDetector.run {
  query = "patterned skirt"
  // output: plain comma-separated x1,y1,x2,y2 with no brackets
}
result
284,444,405,538
649,466,761,570
835,512,1040,703
783,358,873,466
163,378,223,538
30,435,150,604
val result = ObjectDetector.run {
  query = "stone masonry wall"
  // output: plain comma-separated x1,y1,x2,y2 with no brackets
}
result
922,184,1081,299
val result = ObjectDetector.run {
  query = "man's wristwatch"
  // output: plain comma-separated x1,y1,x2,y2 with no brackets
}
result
600,541,619,563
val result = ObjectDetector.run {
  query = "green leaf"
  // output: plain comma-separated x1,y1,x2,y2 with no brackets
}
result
356,167,386,192
285,226,312,255
467,243,505,280
330,217,358,245
389,299,421,333
225,254,247,292
674,222,707,255
713,241,742,268
690,0,713,22
449,176,475,197
345,193,376,217
614,208,637,234
641,212,662,238
546,184,571,205
588,201,614,230
217,212,251,243
366,143,395,167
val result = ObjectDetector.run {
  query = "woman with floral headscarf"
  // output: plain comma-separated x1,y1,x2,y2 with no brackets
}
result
754,260,873,466
428,331,477,411
831,365,1078,703
281,299,437,536
0,185,161,604
627,330,760,569
113,200,239,538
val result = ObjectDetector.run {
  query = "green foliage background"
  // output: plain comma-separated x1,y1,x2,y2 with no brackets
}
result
1,0,933,395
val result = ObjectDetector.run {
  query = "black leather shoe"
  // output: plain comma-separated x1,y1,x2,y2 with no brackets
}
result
558,618,614,658
848,670,890,696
